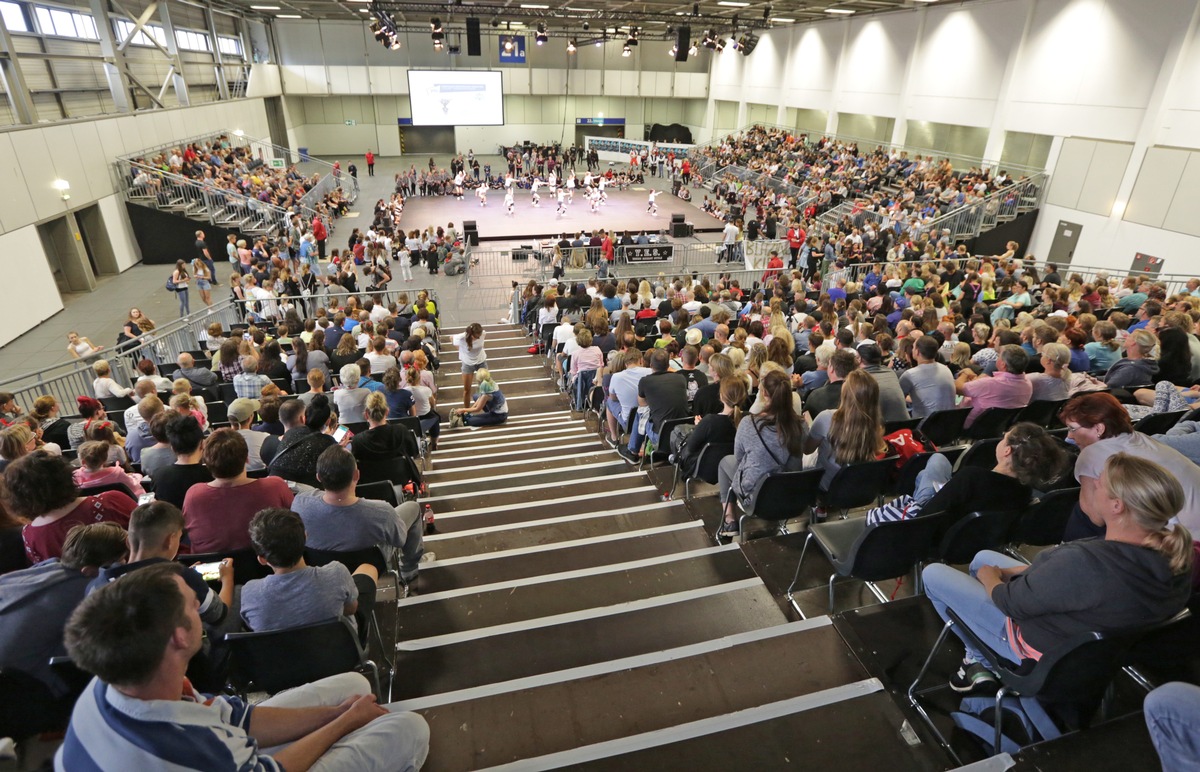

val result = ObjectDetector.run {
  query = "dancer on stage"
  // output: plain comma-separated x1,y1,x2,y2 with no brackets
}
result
555,187,567,217
565,174,576,204
476,185,488,206
589,186,602,214
597,175,608,205
504,186,515,216
504,172,514,191
453,170,465,200
647,188,660,216
583,171,593,190
547,170,557,191
530,178,543,207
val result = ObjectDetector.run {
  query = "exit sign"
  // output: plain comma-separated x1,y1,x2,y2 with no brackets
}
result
344,119,357,126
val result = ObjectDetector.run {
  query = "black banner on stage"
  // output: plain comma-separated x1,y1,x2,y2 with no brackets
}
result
620,244,674,263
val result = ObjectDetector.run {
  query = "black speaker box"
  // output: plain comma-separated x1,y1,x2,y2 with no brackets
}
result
466,17,482,56
675,25,690,61
671,213,685,223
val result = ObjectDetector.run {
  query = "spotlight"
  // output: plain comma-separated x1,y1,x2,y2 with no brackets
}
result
621,44,631,56
566,39,577,53
625,27,638,46
368,5,401,51
692,2,699,15
668,43,677,57
503,36,514,52
582,20,589,30
430,17,442,32
728,37,740,51
535,22,548,45
490,17,499,27
688,41,698,56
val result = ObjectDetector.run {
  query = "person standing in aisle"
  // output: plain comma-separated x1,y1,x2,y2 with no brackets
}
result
452,323,488,409
365,149,375,177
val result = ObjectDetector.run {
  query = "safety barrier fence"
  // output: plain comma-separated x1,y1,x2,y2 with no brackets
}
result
0,287,437,410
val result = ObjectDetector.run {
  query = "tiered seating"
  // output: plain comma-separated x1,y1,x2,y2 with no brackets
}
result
385,324,947,769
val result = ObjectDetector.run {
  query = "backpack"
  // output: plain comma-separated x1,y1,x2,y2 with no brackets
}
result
883,428,926,469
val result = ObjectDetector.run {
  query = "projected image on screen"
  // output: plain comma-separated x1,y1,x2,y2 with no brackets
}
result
408,70,504,126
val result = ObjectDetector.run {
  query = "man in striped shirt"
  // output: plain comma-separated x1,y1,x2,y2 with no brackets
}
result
56,563,428,772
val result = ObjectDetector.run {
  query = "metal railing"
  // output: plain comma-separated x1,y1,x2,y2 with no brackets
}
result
0,286,439,411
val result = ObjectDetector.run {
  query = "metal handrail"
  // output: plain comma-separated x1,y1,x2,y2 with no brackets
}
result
0,286,439,408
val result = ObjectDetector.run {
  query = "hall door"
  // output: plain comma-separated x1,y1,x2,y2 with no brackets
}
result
1046,220,1081,266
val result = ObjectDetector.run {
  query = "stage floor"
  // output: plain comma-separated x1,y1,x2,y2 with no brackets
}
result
398,185,726,245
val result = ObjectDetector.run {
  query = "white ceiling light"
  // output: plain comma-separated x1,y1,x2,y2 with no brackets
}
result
717,1,749,6
276,14,301,18
519,3,549,7
825,8,855,14
250,5,279,9
770,17,795,22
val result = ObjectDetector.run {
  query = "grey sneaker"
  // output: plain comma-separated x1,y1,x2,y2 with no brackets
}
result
949,660,998,693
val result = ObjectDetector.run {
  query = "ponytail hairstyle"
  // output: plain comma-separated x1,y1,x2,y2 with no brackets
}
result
464,322,483,349
755,369,803,455
364,390,388,423
1103,453,1194,575
719,375,747,429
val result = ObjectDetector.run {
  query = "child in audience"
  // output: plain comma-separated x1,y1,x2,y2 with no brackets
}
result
72,441,145,498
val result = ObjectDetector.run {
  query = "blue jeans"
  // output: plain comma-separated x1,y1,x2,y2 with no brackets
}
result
177,287,190,317
627,409,659,454
1145,682,1200,771
913,453,953,506
990,305,1016,325
394,501,425,580
464,411,506,427
922,550,1026,666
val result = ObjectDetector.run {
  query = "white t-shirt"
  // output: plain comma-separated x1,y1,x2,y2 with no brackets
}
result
1075,431,1200,531
452,332,487,366
364,352,398,375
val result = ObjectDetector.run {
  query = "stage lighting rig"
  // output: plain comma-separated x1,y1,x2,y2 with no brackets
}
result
368,3,401,50
535,22,548,45
567,38,577,53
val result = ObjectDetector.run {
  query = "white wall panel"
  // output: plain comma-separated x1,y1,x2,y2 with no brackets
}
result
9,130,61,223
1076,141,1133,216
841,15,915,103
99,194,141,272
0,135,37,232
1045,138,1096,208
303,65,329,95
281,64,308,94
0,225,63,349
328,66,350,94
1162,153,1200,237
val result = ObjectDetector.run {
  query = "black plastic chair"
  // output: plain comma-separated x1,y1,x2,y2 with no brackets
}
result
788,510,960,615
305,546,399,678
206,401,228,426
935,508,1025,565
246,468,269,479
76,482,138,503
670,441,733,500
952,438,1001,473
823,457,896,516
356,480,399,507
889,447,968,497
917,407,972,446
218,383,238,405
727,468,823,542
99,395,135,414
179,547,271,586
584,384,606,434
357,454,420,490
224,617,382,700
640,416,692,470
1006,487,1080,556
343,421,371,435
1016,399,1068,429
963,406,1023,441
884,417,922,436
1134,410,1187,436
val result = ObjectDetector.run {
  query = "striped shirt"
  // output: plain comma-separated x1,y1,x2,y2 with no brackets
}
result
57,677,280,771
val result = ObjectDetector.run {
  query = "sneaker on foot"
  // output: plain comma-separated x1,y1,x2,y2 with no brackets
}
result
717,520,740,538
949,660,997,693
616,446,639,463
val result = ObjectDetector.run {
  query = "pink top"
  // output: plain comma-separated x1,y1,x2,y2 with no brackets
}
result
960,371,1033,427
571,345,605,377
182,477,294,554
73,466,146,498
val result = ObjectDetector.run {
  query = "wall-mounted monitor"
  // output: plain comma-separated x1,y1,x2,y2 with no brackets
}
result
407,70,504,126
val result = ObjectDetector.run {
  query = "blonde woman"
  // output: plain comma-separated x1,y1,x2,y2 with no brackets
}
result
804,369,889,496
450,368,508,427
923,452,1192,694
1026,342,1072,402
92,360,133,400
192,256,213,307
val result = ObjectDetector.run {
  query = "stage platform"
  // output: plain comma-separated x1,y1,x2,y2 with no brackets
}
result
398,185,727,244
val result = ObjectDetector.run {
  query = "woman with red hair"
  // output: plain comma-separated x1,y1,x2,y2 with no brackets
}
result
1059,393,1200,540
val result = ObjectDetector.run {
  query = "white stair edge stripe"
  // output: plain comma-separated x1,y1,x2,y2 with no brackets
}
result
949,754,1017,772
437,410,575,429
430,485,660,521
423,498,679,540
420,520,704,567
474,678,885,771
436,378,549,390
398,543,741,606
436,429,595,453
420,465,633,501
454,392,563,402
427,447,613,474
426,462,627,494
446,354,536,365
442,343,537,355
435,423,587,447
395,577,764,651
388,618,833,712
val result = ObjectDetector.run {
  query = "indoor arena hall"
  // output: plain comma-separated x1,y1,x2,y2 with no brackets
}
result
3,0,1200,769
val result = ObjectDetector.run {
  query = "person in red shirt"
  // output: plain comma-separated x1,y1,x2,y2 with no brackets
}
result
7,451,135,564
761,250,785,284
681,158,691,185
311,215,327,261
182,429,293,554
601,231,615,266
787,223,806,269
365,150,375,177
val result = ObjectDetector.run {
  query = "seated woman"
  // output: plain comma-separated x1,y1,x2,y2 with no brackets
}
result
1025,342,1072,402
8,451,135,564
922,453,1193,693
0,424,37,473
867,422,1068,525
670,377,746,479
351,391,421,478
450,370,509,428
72,440,146,497
716,370,805,537
91,360,133,400
804,369,890,509
406,364,441,450
1105,329,1160,389
30,396,70,450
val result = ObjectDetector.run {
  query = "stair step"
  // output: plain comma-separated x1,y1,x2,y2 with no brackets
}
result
428,486,664,534
426,461,631,500
418,520,710,593
436,379,559,398
427,447,614,476
403,619,875,771
433,422,588,449
424,499,688,559
397,544,753,641
389,581,784,701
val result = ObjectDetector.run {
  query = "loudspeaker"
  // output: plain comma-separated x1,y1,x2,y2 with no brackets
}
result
739,32,758,56
463,219,479,246
466,17,481,56
675,25,690,61
671,213,685,224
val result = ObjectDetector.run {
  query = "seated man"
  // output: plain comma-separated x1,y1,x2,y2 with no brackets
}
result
234,355,274,400
242,507,377,640
228,397,271,471
955,344,1032,427
619,348,688,462
0,522,127,738
57,563,429,771
292,446,424,585
171,353,218,389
